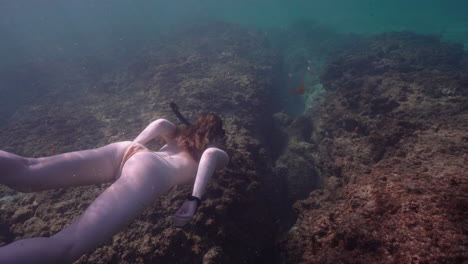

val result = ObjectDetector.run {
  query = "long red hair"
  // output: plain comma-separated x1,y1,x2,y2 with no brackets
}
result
174,114,226,161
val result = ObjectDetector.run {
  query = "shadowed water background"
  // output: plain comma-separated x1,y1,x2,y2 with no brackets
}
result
1,0,467,67
1,0,467,121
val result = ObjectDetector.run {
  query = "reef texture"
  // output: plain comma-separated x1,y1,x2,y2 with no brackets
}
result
0,21,281,264
280,32,468,263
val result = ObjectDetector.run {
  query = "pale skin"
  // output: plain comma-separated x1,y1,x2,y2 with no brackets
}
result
0,119,229,264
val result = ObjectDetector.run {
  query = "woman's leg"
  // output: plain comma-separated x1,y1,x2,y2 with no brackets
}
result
0,141,133,192
0,151,176,264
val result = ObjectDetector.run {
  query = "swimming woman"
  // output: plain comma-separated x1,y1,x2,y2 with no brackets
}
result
0,110,229,263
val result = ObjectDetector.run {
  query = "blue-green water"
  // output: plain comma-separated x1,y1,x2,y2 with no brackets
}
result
1,0,467,68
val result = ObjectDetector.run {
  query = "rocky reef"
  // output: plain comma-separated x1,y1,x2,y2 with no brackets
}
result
279,32,467,263
0,21,283,264
1,20,467,264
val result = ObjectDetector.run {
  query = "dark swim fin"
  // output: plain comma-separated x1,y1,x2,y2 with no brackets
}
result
170,102,192,126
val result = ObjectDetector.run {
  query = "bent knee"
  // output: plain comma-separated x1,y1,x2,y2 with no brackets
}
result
2,155,37,192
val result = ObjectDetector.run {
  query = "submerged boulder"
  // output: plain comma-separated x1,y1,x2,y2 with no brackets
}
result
279,32,467,263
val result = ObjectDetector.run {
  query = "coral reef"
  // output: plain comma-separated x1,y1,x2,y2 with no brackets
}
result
279,32,467,263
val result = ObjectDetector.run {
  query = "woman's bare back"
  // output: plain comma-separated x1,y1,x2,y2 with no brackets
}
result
152,141,199,186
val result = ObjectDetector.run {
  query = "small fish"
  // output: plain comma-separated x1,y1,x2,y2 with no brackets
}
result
297,87,305,95
56,45,63,51
353,127,359,133
307,66,312,71
297,80,305,95
51,147,57,155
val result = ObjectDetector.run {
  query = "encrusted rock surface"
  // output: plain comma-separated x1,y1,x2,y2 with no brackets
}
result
279,32,467,263
2,22,467,264
0,21,282,264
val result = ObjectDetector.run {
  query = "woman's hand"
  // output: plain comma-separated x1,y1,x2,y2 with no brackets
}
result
173,199,199,227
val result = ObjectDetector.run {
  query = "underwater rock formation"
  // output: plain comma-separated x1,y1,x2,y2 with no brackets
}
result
272,113,320,206
1,21,467,264
279,32,467,263
0,21,282,264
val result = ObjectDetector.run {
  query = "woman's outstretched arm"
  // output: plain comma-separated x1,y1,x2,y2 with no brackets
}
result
173,147,229,227
191,147,229,199
133,119,176,145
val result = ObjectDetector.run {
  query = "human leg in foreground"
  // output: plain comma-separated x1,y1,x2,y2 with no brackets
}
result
0,141,133,192
0,151,175,264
